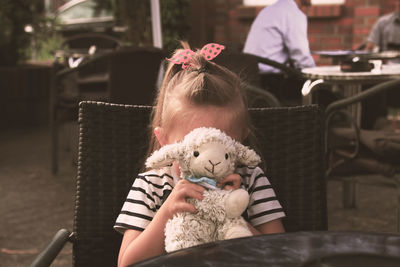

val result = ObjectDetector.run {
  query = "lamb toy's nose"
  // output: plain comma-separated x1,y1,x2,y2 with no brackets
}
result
205,160,221,174
209,160,221,166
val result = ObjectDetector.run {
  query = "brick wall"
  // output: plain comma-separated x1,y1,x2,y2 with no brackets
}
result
53,0,67,10
204,0,399,65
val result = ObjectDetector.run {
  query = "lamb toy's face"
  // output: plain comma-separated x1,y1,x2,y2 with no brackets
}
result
145,127,261,182
189,141,235,181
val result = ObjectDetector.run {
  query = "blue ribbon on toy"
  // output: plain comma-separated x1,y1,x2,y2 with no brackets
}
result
186,177,219,190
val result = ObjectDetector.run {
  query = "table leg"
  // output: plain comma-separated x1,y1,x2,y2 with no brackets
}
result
332,84,362,125
343,84,362,126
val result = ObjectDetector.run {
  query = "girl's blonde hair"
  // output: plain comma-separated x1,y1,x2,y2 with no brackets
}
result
147,42,251,155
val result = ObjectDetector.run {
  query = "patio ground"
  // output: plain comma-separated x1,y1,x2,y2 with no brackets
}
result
0,125,398,267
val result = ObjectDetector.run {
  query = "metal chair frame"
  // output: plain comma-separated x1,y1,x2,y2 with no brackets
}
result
324,79,400,231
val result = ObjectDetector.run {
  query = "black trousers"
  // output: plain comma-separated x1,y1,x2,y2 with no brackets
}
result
260,73,304,106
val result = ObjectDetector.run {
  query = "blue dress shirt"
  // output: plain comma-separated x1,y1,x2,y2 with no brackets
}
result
243,0,315,73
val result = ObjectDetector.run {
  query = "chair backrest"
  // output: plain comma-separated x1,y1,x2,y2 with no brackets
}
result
213,50,262,87
213,51,307,106
108,47,167,105
250,105,326,231
56,33,123,71
74,102,152,266
213,51,281,107
60,33,123,50
213,51,304,86
74,101,326,266
53,47,167,106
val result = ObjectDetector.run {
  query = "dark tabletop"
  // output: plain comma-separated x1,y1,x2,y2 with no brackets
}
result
301,64,400,83
312,50,400,60
132,231,400,267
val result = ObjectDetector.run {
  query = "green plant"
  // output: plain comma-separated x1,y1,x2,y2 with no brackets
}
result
36,34,64,61
26,17,65,61
94,0,191,53
160,0,191,52
0,0,44,66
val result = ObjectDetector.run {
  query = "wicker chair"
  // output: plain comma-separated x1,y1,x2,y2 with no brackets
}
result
54,33,123,69
31,102,326,266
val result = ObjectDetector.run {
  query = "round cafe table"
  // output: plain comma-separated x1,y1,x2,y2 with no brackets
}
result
132,231,400,267
301,64,400,124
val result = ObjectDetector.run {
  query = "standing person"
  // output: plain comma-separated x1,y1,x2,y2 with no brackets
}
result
114,43,285,266
243,0,315,104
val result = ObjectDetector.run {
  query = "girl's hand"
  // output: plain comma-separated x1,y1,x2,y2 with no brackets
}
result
161,179,205,218
218,174,242,190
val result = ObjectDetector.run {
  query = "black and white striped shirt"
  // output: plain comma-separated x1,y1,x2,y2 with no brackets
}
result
114,166,285,233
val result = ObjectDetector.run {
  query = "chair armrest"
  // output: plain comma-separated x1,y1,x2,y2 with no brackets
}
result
325,79,400,116
29,229,73,267
244,53,304,79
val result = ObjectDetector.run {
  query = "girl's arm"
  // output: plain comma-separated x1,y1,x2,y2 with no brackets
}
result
255,219,285,234
218,173,242,190
118,180,205,267
118,207,172,266
247,219,285,235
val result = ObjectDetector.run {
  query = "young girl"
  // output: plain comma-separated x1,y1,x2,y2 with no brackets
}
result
114,43,285,266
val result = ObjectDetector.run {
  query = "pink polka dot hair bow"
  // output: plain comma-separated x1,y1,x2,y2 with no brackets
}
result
167,43,225,69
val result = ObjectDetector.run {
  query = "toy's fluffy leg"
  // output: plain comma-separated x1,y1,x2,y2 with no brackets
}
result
225,189,249,218
224,224,252,239
217,217,252,241
165,213,216,253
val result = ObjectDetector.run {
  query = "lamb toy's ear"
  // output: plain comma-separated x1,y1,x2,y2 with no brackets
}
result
145,143,182,169
235,142,261,167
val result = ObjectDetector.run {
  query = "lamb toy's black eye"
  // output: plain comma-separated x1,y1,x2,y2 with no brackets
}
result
194,151,200,157
225,153,229,160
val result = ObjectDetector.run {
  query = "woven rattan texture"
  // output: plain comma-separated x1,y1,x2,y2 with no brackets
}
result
75,101,151,266
73,102,326,266
250,106,327,232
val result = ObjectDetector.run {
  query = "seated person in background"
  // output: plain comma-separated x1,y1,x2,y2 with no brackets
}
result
365,4,400,59
363,5,400,129
243,0,315,105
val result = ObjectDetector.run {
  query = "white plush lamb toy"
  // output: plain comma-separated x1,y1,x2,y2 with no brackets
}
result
145,127,261,252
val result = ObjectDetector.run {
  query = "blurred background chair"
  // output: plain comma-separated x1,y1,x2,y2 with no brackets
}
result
213,49,280,108
214,49,304,107
52,33,124,109
32,102,326,266
324,78,400,231
54,33,123,69
50,46,167,174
